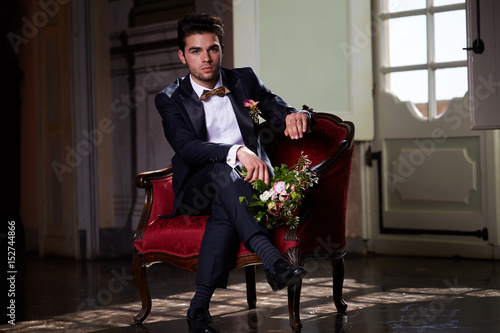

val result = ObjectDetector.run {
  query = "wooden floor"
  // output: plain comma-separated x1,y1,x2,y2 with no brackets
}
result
2,253,500,332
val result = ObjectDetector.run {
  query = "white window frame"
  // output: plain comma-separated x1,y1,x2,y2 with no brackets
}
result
376,0,467,121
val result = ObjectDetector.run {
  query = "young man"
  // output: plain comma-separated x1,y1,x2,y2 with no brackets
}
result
155,13,313,333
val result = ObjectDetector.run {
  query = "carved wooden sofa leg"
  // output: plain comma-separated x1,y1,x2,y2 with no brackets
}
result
288,279,303,332
133,253,152,324
284,247,303,331
332,257,348,313
245,266,257,309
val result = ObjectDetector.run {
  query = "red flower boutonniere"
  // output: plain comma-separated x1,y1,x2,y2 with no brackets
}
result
243,99,262,123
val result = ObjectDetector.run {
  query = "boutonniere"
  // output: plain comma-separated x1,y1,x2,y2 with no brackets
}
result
243,99,262,123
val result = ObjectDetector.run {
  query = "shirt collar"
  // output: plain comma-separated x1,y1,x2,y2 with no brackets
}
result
189,74,224,99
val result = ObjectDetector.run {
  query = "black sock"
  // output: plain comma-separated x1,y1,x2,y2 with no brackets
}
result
249,234,283,274
188,285,215,316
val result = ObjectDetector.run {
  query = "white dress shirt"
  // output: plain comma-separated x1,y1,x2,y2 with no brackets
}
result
190,75,244,167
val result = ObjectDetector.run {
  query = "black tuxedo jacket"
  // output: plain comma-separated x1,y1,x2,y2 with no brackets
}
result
155,67,297,215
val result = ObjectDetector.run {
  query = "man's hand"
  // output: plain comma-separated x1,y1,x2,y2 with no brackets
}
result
236,146,269,185
284,112,309,139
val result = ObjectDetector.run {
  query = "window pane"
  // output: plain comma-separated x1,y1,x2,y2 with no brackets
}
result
434,0,465,6
386,0,425,13
388,70,428,117
388,16,427,67
436,67,468,100
435,10,467,63
435,67,467,115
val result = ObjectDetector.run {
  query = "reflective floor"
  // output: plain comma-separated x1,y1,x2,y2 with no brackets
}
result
2,253,500,332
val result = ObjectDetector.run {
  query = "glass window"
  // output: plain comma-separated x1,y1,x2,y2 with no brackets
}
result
386,0,426,13
435,68,468,101
434,0,465,6
389,70,429,116
388,16,427,67
435,10,467,63
379,0,467,120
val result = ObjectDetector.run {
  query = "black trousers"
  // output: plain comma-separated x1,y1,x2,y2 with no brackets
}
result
180,162,270,288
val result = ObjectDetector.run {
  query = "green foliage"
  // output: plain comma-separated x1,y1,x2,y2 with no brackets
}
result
238,153,318,229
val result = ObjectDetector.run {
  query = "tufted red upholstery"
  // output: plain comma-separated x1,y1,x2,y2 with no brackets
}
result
132,113,354,330
134,177,295,257
265,117,352,255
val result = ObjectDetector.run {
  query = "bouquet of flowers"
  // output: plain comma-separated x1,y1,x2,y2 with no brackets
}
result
239,152,318,229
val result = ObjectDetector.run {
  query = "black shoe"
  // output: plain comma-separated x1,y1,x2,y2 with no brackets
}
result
186,307,219,333
266,258,307,292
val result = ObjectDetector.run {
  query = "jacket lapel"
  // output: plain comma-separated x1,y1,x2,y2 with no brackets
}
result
221,69,259,152
178,77,207,140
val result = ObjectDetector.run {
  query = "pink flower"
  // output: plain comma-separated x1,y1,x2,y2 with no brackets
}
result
244,99,261,123
273,181,286,193
244,99,259,108
279,190,289,201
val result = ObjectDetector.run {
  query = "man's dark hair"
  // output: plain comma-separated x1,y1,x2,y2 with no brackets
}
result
177,13,225,52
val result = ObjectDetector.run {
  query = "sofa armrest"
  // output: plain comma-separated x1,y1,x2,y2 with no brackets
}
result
134,165,174,240
310,115,354,177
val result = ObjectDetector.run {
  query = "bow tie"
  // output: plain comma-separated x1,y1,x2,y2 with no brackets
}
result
200,86,230,101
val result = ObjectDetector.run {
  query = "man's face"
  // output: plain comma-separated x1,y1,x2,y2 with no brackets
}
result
178,33,223,89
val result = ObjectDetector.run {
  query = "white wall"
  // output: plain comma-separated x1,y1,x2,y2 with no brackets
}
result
233,0,374,140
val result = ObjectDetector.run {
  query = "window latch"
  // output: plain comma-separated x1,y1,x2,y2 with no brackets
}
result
463,39,484,54
463,0,484,54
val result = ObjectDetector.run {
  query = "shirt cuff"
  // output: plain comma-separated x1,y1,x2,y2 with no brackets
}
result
226,145,243,168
